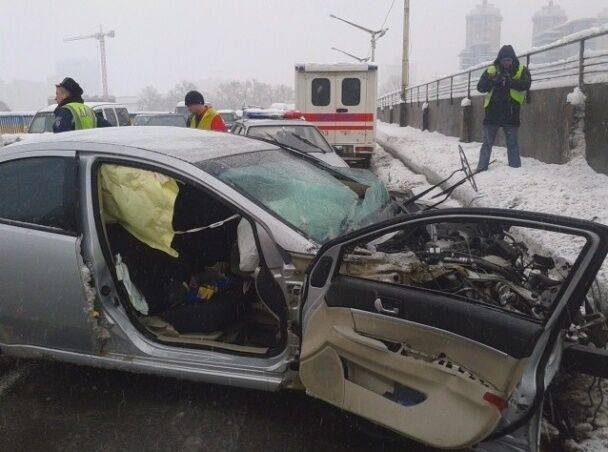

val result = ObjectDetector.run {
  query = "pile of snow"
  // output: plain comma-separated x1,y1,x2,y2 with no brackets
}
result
567,87,587,106
559,376,608,452
460,97,472,107
1,133,28,146
567,87,587,160
375,121,608,450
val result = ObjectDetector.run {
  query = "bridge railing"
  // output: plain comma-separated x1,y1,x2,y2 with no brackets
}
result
378,25,608,108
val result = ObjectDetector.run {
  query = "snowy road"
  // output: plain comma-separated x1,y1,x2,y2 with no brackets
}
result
0,357,436,452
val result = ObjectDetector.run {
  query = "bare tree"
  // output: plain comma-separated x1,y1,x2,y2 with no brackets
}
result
137,86,165,111
166,80,198,107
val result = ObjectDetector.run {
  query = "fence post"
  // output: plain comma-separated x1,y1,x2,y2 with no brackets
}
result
417,86,420,105
450,77,453,105
425,83,429,103
436,80,440,105
467,71,472,99
578,39,585,90
526,54,531,103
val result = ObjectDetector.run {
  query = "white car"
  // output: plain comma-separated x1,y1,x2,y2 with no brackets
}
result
231,118,349,167
28,102,130,133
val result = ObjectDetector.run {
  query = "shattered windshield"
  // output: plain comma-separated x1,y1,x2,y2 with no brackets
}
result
199,149,391,244
247,125,333,154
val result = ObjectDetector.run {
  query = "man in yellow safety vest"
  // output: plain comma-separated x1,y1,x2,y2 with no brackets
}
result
53,77,110,133
184,90,226,132
476,45,531,171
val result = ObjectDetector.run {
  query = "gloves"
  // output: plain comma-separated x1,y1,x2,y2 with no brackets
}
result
493,75,511,88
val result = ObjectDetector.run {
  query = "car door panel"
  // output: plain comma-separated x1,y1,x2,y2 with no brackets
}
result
300,303,504,449
0,225,94,352
325,275,542,359
300,209,608,449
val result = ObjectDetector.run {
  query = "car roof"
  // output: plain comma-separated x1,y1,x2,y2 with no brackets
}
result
237,119,310,127
6,126,278,163
36,102,128,113
134,113,181,117
0,111,36,116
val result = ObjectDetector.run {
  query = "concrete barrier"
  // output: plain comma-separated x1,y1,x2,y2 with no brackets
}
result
585,84,608,174
380,83,608,174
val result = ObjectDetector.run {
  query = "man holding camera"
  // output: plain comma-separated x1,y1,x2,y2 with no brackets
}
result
476,45,532,171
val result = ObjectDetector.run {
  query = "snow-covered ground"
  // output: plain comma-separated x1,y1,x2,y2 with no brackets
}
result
374,122,608,452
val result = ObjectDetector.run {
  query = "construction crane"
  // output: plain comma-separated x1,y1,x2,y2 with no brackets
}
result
331,47,371,63
64,25,115,99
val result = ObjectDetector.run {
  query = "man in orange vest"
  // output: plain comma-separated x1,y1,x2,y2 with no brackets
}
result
184,90,226,132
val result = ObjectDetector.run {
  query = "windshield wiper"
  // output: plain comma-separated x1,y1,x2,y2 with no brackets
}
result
285,131,328,154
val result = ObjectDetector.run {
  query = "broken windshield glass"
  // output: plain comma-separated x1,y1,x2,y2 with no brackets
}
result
200,149,390,243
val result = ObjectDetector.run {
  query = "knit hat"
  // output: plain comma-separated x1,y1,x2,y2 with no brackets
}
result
184,90,205,106
55,77,84,97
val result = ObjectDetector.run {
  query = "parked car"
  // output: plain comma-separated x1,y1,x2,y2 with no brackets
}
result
231,118,349,167
1,127,607,451
174,100,188,120
133,113,186,127
28,102,130,133
217,109,238,129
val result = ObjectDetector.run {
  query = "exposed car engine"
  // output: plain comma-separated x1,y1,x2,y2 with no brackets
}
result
344,221,572,321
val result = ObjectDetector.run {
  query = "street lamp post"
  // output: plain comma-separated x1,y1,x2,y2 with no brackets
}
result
331,47,370,63
329,14,388,61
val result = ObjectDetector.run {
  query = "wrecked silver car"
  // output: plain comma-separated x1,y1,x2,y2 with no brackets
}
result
0,127,607,451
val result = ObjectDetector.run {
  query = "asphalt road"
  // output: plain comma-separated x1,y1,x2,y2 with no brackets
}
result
0,357,439,452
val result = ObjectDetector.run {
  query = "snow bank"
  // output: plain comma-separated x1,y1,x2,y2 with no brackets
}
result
376,122,608,300
460,97,472,107
559,376,608,452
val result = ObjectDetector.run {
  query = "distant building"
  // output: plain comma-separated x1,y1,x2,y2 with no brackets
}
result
459,0,502,69
532,1,567,43
532,3,608,64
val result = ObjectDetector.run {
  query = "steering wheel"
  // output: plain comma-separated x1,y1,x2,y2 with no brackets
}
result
459,145,478,192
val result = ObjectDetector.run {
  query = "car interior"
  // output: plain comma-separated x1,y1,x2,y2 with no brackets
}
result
95,163,285,356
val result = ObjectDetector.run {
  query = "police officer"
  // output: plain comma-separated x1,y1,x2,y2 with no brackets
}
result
184,90,226,132
53,77,110,133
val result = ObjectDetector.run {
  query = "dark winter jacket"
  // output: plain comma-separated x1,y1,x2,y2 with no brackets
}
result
477,45,532,127
53,96,112,133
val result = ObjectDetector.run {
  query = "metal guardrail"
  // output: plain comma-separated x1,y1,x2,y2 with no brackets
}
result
378,26,608,108
0,113,34,134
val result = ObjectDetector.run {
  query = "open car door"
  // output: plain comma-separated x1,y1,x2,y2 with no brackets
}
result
299,208,608,450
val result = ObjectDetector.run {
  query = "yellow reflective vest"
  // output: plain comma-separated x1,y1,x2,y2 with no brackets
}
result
188,107,220,130
63,102,97,129
483,64,526,108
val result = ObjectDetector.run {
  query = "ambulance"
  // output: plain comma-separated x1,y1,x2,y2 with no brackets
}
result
295,63,377,167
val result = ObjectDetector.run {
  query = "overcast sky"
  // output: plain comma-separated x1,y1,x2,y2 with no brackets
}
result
1,0,607,96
